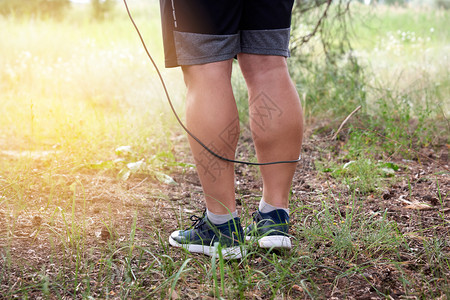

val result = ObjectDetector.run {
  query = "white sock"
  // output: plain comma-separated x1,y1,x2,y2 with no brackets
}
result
259,198,289,215
206,209,238,225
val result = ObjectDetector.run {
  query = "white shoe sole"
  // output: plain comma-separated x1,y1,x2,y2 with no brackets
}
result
246,235,292,249
169,233,245,260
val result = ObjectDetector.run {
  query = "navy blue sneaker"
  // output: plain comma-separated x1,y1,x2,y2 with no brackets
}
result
245,209,292,249
169,213,246,259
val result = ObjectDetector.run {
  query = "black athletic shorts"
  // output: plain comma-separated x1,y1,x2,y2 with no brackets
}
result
159,0,295,68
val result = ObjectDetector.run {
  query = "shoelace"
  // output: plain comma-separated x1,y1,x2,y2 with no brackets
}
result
189,214,206,229
189,213,242,243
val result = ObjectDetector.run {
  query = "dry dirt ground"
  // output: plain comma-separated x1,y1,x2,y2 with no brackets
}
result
0,130,448,299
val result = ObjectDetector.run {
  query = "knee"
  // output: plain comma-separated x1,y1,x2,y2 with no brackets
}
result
182,60,233,89
238,54,289,87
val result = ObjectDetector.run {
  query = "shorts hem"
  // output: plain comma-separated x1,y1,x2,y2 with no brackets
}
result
165,59,180,68
240,28,291,58
173,31,240,67
177,53,237,66
240,48,290,58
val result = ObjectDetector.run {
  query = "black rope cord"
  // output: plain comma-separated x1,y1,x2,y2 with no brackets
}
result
123,0,301,166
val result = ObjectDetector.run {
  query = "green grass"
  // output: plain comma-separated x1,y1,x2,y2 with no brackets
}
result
0,1,449,299
0,0,184,163
286,2,448,159
317,159,400,195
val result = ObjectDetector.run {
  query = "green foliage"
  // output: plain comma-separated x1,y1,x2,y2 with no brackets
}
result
288,1,367,122
319,159,399,194
435,0,450,9
423,238,450,277
343,86,441,159
0,0,70,19
301,198,404,261
88,145,188,184
291,54,366,121
286,2,448,160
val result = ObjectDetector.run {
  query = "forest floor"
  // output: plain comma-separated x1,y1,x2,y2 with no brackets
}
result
1,126,448,299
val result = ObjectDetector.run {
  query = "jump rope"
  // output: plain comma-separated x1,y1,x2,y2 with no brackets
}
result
123,0,301,166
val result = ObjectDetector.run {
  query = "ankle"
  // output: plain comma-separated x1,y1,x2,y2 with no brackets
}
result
207,209,238,225
259,198,289,215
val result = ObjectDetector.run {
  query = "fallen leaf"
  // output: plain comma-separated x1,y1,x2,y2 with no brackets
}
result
404,202,432,210
292,284,303,292
154,171,178,185
404,232,428,241
398,195,412,205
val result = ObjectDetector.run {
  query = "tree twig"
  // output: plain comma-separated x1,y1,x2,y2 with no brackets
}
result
301,0,332,44
331,105,361,140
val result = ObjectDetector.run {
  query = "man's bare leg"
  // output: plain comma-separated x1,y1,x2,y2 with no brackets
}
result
238,54,303,210
182,59,239,216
